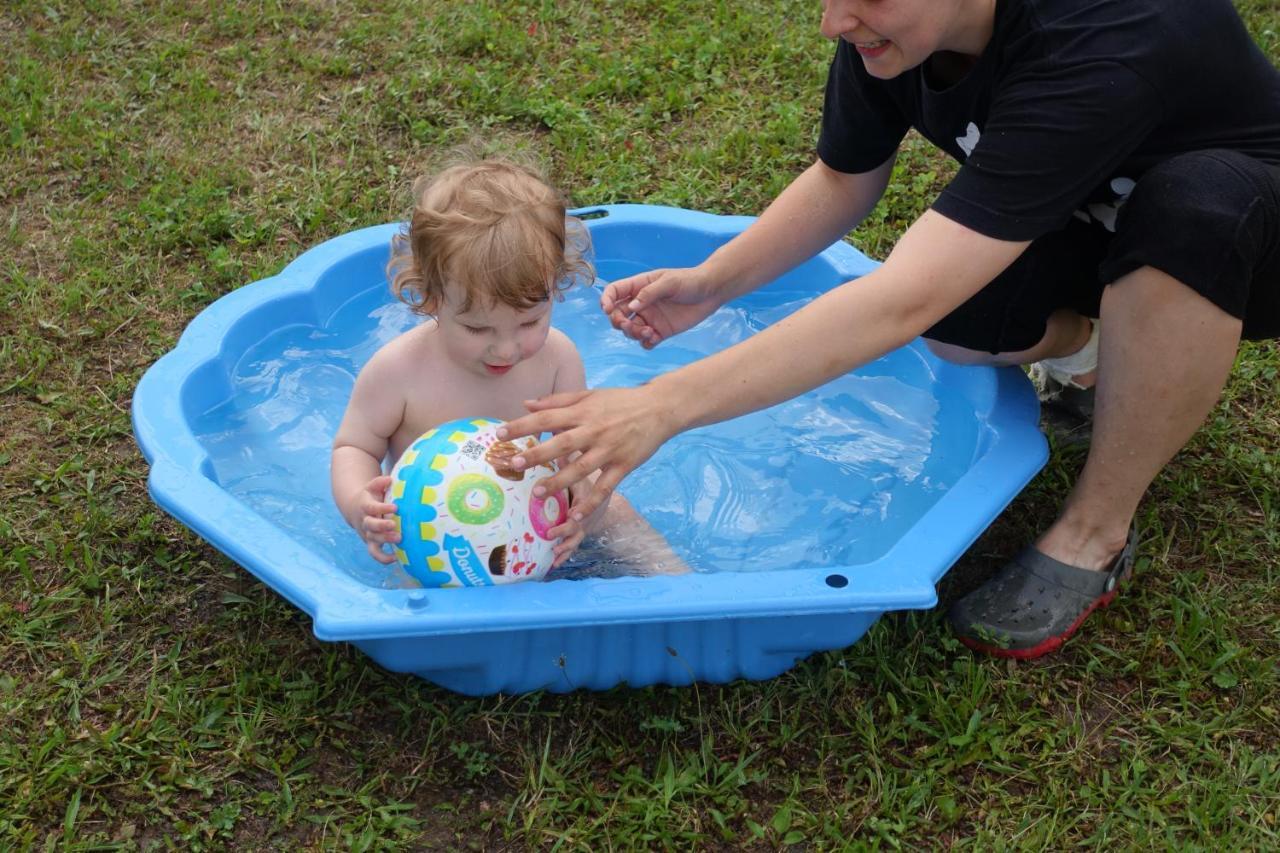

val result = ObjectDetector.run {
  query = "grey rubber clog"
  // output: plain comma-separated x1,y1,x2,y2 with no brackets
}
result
948,526,1138,659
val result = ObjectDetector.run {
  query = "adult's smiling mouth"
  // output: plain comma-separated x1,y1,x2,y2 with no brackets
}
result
855,38,891,55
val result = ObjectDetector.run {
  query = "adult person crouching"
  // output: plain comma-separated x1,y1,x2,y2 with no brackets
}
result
498,0,1280,658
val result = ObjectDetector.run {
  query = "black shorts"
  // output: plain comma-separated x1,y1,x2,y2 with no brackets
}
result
924,150,1280,353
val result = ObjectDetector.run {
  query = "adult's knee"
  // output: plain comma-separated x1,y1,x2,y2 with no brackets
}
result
1120,150,1272,238
925,338,970,364
1105,150,1280,338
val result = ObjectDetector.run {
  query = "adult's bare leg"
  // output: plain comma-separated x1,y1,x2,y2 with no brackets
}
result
926,268,1239,567
925,308,1095,371
1034,266,1242,569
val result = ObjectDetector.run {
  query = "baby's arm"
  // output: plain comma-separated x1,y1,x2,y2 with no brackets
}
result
331,347,406,564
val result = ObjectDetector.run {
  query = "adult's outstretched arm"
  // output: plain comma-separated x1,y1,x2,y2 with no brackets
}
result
502,209,1030,521
603,156,896,348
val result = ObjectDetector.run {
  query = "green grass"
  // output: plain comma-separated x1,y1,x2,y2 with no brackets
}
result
2,0,1278,847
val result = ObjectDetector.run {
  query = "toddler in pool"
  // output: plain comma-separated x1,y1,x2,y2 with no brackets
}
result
330,156,688,577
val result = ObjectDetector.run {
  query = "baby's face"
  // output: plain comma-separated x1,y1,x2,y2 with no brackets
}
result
435,284,553,379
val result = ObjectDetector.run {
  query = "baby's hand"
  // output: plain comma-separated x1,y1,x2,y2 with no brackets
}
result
549,516,585,568
547,477,594,567
356,474,400,564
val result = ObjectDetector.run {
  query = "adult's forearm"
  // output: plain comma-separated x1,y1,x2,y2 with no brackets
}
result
494,210,1026,520
700,157,893,302
655,208,1029,435
654,270,919,434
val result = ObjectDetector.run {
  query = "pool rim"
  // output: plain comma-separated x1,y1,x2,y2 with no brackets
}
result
131,204,1048,643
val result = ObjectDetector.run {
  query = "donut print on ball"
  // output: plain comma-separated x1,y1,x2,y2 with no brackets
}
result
528,490,567,540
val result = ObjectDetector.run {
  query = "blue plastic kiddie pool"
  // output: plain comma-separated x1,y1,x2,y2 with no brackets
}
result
132,205,1048,695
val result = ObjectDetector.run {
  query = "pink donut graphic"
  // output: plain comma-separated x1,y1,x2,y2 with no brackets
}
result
528,489,568,540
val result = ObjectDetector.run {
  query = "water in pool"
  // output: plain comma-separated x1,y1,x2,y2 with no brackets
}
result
193,263,980,587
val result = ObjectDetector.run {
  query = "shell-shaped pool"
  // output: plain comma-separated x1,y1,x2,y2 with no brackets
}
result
132,205,1047,695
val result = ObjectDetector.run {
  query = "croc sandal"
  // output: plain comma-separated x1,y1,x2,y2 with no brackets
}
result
947,525,1138,660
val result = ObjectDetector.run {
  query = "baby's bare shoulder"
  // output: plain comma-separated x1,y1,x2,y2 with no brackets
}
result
544,326,586,393
544,326,582,364
362,325,437,379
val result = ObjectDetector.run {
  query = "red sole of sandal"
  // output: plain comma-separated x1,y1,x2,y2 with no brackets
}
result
959,587,1121,660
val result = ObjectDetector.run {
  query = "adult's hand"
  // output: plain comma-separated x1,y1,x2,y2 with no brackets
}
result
498,386,677,521
602,267,722,349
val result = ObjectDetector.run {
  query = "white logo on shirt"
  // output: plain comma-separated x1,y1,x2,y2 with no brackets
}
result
956,122,981,157
1072,176,1137,233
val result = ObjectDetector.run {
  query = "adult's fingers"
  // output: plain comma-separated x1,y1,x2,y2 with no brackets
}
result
528,436,583,475
519,389,591,413
611,308,637,333
504,385,666,519
501,419,592,474
602,269,664,314
498,393,591,443
626,269,681,313
618,315,661,347
535,455,623,521
499,389,593,445
528,446,606,503
625,318,662,349
576,465,627,520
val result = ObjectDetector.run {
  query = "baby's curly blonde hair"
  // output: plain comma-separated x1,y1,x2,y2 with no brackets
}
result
386,157,593,315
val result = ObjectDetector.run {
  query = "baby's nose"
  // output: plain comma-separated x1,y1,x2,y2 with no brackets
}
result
490,340,519,361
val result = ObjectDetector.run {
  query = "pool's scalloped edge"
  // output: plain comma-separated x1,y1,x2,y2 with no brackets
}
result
132,204,1048,694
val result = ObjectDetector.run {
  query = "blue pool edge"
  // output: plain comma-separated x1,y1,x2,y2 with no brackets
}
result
131,206,1049,651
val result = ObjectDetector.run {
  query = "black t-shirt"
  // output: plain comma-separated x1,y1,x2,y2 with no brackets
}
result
817,0,1280,241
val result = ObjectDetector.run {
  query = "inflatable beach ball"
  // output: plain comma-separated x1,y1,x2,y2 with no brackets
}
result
385,417,569,588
